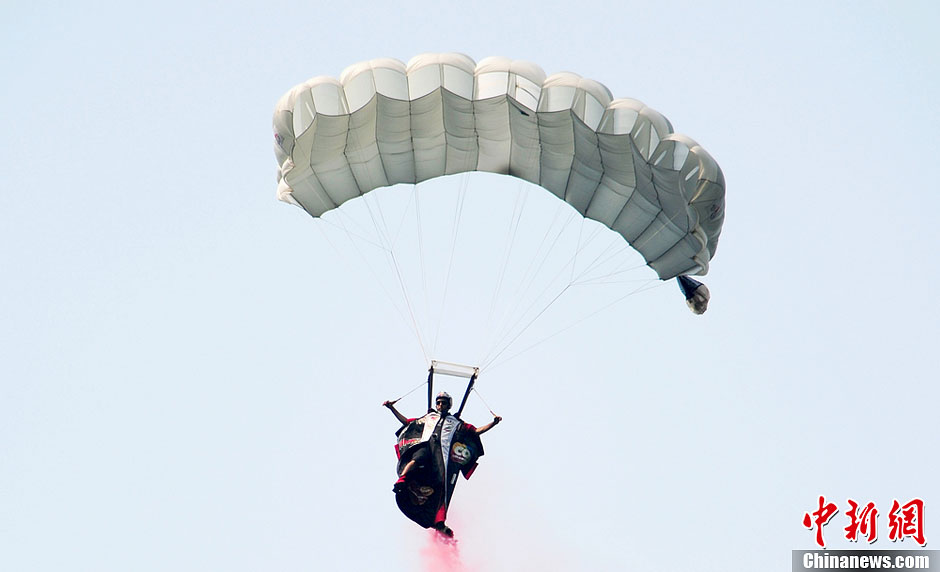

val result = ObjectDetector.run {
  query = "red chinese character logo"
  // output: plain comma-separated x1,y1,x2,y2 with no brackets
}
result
844,499,878,543
803,495,839,547
888,498,926,546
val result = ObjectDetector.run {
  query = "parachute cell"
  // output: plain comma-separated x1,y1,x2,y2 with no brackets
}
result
273,53,724,280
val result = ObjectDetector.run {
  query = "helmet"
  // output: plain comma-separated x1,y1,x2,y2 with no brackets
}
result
435,392,453,407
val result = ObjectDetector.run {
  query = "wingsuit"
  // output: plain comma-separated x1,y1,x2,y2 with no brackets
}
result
384,392,499,534
394,412,482,529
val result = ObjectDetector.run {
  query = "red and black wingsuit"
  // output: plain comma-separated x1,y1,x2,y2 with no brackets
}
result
394,411,484,529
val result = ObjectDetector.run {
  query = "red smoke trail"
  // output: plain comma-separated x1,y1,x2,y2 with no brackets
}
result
420,529,467,572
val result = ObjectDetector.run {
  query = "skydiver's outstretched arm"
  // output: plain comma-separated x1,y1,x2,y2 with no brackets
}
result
475,416,502,435
383,400,409,425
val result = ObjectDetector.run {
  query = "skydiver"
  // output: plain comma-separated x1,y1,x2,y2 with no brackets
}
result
383,392,501,536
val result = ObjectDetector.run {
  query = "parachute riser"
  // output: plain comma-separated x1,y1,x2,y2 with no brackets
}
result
426,366,435,413
455,373,476,419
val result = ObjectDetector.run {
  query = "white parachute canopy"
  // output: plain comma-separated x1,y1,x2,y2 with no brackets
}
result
272,54,726,368
273,53,725,280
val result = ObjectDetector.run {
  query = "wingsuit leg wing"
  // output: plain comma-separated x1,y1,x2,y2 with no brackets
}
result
395,442,447,528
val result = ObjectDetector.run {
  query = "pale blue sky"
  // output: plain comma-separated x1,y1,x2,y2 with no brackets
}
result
2,1,939,570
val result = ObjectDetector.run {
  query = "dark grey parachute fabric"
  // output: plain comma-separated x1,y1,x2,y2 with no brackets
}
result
273,53,725,279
